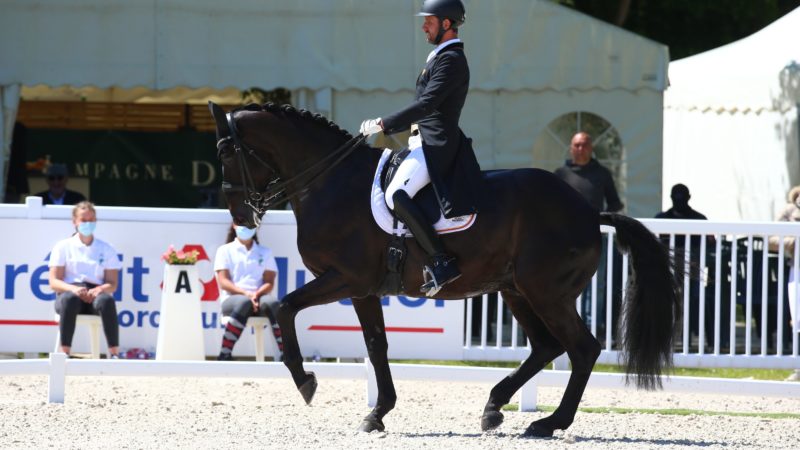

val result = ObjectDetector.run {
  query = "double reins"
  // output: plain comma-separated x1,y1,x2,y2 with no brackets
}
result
218,111,367,216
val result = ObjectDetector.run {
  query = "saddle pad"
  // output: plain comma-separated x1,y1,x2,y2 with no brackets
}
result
371,149,476,236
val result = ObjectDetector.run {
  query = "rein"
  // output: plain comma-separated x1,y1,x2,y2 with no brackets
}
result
218,111,367,216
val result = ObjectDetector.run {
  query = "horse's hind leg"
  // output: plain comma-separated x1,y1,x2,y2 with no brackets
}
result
481,290,565,431
523,301,601,438
352,295,397,432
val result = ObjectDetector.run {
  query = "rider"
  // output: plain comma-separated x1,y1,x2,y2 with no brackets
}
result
360,0,482,296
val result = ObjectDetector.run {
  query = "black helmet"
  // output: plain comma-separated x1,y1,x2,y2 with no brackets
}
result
416,0,466,28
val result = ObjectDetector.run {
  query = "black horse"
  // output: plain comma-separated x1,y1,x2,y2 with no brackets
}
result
209,102,681,437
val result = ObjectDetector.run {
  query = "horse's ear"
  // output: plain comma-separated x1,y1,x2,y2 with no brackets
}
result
208,101,230,136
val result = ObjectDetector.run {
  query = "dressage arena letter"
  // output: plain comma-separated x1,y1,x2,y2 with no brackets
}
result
174,270,192,294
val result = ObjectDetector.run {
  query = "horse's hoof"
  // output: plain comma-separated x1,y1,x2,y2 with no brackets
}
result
357,418,385,433
298,372,318,405
523,422,554,438
480,410,504,431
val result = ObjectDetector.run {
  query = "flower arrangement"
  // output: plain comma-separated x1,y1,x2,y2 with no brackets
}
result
161,245,199,265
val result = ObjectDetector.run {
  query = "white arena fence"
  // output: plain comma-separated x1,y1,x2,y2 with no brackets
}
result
464,220,800,371
1,199,799,406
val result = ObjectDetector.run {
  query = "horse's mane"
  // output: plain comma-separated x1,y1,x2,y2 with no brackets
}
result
237,102,353,141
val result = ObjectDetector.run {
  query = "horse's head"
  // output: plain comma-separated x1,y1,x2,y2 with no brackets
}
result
209,101,281,228
210,101,365,228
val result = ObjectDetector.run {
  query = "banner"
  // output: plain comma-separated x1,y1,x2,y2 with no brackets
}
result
0,204,464,359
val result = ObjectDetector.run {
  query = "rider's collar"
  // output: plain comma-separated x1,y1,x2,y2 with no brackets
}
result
426,38,462,63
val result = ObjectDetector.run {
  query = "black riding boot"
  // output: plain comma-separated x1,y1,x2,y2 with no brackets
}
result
391,191,461,295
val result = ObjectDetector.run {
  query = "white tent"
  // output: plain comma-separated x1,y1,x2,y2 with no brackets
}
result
664,7,800,221
1,0,668,216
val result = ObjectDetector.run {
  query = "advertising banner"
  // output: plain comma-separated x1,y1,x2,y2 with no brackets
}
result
0,203,464,359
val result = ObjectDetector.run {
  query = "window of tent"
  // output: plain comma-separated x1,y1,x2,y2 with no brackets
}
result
532,111,627,207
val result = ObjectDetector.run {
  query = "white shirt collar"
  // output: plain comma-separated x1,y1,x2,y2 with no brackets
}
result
426,38,462,63
233,238,255,252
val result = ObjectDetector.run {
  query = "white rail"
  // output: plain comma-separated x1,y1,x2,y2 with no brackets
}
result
464,220,800,369
3,353,798,406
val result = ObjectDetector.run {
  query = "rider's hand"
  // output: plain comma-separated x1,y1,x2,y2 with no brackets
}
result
359,118,383,136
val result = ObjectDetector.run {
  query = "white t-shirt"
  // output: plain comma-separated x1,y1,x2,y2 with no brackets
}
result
213,239,278,294
49,234,122,285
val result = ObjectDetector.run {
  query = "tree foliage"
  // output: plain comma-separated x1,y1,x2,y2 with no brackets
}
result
556,0,800,60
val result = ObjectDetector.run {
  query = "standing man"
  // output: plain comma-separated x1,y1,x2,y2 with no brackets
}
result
554,132,623,213
359,0,483,296
555,132,623,333
36,163,86,205
657,183,716,349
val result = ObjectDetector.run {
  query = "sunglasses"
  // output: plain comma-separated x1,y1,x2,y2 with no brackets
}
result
47,175,64,181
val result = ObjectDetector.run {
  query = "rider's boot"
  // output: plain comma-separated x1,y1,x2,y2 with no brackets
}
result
392,191,461,296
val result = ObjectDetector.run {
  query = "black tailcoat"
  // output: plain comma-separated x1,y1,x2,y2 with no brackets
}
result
381,42,484,218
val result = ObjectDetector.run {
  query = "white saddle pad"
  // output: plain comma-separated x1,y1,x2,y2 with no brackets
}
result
371,149,476,236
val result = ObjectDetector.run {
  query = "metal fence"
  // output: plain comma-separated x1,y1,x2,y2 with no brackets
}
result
464,219,800,369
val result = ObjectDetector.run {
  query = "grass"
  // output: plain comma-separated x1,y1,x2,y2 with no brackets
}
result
390,360,795,381
499,404,800,419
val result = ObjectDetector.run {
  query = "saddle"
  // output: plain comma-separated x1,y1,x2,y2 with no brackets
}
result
371,149,476,237
372,148,477,296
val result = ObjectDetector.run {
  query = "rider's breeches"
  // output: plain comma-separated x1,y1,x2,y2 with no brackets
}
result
385,145,430,210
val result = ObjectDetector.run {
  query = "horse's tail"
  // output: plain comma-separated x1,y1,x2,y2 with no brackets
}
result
599,212,681,390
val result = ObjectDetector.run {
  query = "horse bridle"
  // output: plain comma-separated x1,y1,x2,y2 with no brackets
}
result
217,111,367,217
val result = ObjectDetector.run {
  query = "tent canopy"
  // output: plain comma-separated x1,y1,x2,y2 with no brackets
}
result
663,7,800,221
2,0,668,217
667,8,800,113
0,0,667,93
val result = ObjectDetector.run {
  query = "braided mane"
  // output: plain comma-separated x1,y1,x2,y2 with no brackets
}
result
238,102,353,141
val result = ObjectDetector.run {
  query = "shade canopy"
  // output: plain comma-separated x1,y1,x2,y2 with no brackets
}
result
1,0,668,216
663,7,800,221
0,0,666,92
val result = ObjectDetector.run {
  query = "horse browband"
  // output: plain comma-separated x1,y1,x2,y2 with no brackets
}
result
219,111,367,216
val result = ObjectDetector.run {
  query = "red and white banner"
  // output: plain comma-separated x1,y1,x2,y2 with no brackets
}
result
0,200,463,359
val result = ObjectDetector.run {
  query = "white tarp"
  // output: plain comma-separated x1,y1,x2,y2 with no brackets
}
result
664,7,800,221
1,0,668,216
0,0,666,92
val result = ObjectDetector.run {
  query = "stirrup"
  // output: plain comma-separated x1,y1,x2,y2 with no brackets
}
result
420,257,461,296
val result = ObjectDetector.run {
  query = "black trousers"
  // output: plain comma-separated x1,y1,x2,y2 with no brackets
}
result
221,295,280,323
54,285,119,348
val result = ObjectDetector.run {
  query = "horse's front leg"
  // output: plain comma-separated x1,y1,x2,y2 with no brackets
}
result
276,269,351,405
352,296,396,432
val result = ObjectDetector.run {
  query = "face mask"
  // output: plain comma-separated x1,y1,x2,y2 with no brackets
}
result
77,221,96,237
235,226,257,240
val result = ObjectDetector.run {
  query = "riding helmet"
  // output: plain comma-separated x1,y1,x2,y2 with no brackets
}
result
416,0,466,27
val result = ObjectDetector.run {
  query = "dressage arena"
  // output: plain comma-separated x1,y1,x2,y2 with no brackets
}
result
2,373,799,449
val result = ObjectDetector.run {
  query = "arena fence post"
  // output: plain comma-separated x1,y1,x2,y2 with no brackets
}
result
48,352,66,404
552,354,569,370
365,357,378,407
518,372,538,412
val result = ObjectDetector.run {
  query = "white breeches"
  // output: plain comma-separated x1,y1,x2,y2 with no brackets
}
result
385,144,431,210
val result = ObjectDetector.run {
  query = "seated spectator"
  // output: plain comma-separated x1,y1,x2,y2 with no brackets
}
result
48,201,121,358
214,224,282,361
36,163,86,205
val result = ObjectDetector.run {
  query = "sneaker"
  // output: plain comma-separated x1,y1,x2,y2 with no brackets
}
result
109,354,120,360
420,255,461,296
217,353,233,361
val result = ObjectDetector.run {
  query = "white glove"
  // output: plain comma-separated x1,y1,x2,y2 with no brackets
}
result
359,118,383,136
